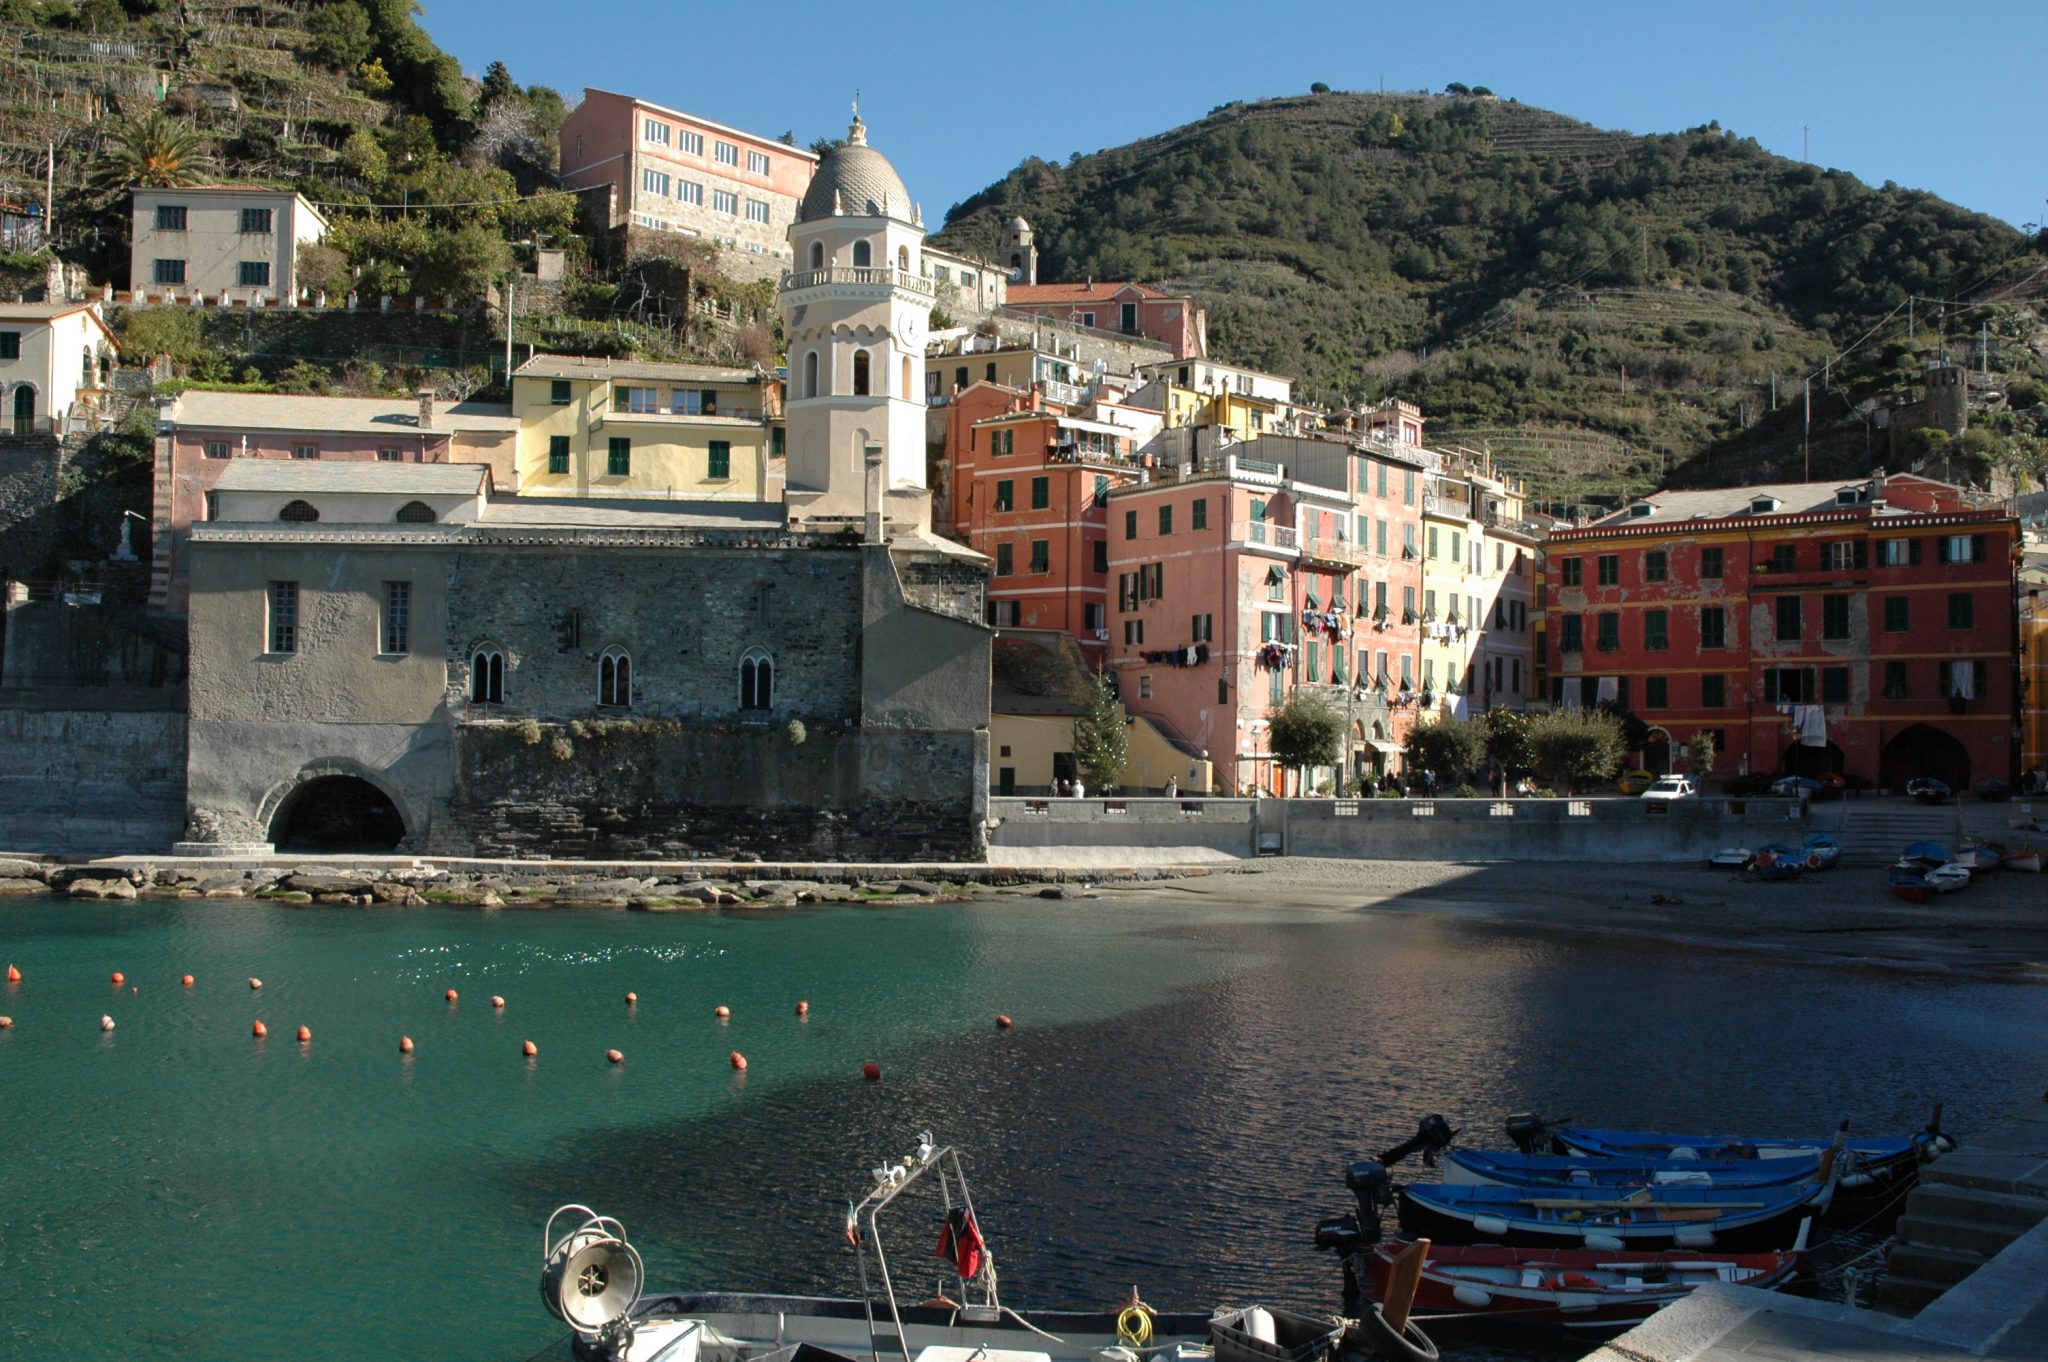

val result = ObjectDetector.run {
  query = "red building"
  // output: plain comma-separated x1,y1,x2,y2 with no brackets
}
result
1544,475,2019,790
1005,281,1206,359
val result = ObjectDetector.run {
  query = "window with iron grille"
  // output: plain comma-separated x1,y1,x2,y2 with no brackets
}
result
382,581,411,655
267,581,298,653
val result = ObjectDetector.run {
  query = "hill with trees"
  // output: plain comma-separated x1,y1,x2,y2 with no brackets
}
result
937,90,2048,501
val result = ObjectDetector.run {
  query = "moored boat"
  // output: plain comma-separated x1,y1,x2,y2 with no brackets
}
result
1360,1239,1804,1331
1516,1108,1950,1193
1950,844,2002,873
1748,843,1805,881
1798,834,1841,871
1925,863,1971,893
1442,1147,1822,1191
1393,1177,1826,1252
2001,845,2044,873
1887,865,1932,904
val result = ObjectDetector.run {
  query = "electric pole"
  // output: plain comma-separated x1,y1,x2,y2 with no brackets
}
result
1803,379,1811,480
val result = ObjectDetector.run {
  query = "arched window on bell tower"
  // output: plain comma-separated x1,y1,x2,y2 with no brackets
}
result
852,350,871,396
809,241,824,270
852,240,871,268
897,245,908,271
804,351,819,399
901,355,911,399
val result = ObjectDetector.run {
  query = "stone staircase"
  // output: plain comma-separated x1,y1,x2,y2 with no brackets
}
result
1813,800,1963,867
1878,1101,2048,1311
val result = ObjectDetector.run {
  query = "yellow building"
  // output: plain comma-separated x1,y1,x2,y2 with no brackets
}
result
991,630,1214,793
511,354,777,500
1420,450,1538,715
2022,547,2048,776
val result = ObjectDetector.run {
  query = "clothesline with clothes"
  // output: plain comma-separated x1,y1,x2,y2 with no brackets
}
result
1253,641,1296,672
1779,702,1828,747
1138,644,1212,667
1300,610,1347,639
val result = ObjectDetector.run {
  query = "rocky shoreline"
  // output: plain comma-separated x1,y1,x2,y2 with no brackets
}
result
0,856,1218,909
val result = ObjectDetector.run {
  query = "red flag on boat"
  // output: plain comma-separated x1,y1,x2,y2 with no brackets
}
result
935,1206,984,1279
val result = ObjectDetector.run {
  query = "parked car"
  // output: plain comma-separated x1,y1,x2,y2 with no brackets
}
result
1907,777,1952,805
1642,775,1700,802
1771,775,1821,800
1618,768,1657,796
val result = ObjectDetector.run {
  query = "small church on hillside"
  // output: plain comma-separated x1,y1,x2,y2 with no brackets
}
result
178,115,995,861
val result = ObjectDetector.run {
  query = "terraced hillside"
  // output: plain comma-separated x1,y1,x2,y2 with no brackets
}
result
939,90,2047,498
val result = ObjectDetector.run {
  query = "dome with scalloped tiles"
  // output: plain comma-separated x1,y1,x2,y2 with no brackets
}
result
797,114,915,225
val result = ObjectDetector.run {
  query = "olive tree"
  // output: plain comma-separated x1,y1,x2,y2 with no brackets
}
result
1529,708,1626,793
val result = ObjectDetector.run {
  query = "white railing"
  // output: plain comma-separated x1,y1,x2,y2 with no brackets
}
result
780,266,935,297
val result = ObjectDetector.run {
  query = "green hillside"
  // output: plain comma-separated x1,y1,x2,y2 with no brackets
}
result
937,91,2048,500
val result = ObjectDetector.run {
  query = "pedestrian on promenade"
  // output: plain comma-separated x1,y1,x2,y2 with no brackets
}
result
1163,776,1178,798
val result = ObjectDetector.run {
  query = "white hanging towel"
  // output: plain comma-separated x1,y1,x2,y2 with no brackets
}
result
1799,704,1828,747
1596,676,1619,704
1949,661,1976,699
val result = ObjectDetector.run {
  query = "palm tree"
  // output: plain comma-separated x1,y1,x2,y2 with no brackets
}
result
87,113,218,197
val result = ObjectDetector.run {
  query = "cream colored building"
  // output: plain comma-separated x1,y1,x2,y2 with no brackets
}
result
0,300,118,437
129,187,328,304
779,111,936,530
511,355,775,500
1420,449,1540,715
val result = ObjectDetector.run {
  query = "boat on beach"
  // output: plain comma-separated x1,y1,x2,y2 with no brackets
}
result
1799,835,1841,871
1747,843,1806,881
544,1134,1424,1362
2001,844,2044,872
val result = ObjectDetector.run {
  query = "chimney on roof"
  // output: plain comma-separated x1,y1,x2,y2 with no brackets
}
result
417,389,435,430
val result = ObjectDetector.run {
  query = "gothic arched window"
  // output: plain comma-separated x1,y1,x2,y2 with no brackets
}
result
852,239,871,268
739,648,773,711
804,350,819,399
852,350,870,396
471,647,504,703
598,647,632,708
279,499,319,523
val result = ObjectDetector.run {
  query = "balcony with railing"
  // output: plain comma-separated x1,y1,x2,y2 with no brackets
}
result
1300,534,1369,570
1231,519,1298,553
779,265,935,297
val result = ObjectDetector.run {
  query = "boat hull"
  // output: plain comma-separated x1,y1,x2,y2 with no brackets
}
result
1361,1242,1801,1331
1551,1129,1934,1193
1442,1148,1821,1191
1397,1183,1821,1252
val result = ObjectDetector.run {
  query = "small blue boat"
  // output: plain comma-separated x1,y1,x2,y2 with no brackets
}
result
1443,1147,1823,1190
1887,864,1934,903
1397,1178,1827,1251
1538,1117,1947,1193
1749,842,1805,880
1799,834,1841,870
1900,841,1952,868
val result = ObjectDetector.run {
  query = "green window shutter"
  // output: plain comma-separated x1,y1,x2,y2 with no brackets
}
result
708,441,730,478
608,437,631,475
1822,667,1849,704
547,435,569,474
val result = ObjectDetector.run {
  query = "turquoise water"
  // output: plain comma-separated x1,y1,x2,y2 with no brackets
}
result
1,895,2043,1361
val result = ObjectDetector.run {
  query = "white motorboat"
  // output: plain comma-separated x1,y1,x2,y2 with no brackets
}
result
540,1133,1410,1362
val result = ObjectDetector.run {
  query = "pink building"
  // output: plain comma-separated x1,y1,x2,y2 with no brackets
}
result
1006,281,1206,359
558,90,817,278
151,390,515,612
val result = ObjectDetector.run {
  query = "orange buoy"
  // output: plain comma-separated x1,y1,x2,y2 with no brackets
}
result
296,1025,311,1043
0,1015,14,1028
521,1039,537,1057
100,1014,115,1032
862,1062,881,1081
399,1035,414,1054
795,1000,809,1016
607,1048,624,1065
181,974,194,987
714,1005,730,1019
490,995,505,1009
729,1050,747,1070
111,971,126,986
252,1020,268,1038
444,988,458,1003
995,1014,1013,1029
5,964,19,982
625,991,638,1006
248,977,262,990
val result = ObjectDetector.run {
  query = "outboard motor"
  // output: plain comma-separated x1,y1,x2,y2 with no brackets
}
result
1344,1160,1395,1223
1505,1111,1557,1155
1377,1113,1456,1169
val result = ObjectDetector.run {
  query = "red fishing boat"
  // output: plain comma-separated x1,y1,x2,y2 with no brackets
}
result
1362,1239,1803,1330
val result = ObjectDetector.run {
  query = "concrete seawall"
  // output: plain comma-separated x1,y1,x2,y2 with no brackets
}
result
0,698,186,853
988,795,1806,862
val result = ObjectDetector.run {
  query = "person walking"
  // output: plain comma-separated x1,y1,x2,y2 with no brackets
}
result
1163,775,1178,799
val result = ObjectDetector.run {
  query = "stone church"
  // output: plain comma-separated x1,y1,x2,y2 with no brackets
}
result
180,117,994,860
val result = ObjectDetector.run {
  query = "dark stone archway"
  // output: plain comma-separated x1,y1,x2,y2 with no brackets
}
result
1879,725,1970,792
269,775,406,852
1781,740,1844,780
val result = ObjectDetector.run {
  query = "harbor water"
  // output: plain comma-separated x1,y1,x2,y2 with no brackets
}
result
1,893,2043,1361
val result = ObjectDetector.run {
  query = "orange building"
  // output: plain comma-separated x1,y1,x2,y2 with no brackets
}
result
1006,281,1206,359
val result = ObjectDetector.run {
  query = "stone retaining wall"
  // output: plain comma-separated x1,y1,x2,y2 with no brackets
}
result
0,703,186,852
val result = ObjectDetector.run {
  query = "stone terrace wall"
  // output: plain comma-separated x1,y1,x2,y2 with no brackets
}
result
448,721,981,860
0,697,186,852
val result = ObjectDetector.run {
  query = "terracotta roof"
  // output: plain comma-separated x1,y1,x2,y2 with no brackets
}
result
1008,282,1167,304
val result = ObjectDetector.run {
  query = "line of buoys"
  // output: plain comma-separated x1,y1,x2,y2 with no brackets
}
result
444,988,458,1003
795,1000,809,1016
110,971,125,986
5,963,18,982
714,1004,730,1019
996,1014,1013,1029
248,978,262,991
521,1039,537,1057
399,1035,414,1054
490,995,505,1009
729,1050,747,1070
624,991,637,1006
181,974,194,987
862,1062,881,1081
606,1048,623,1065
100,1014,115,1031
251,1019,267,1038
296,1025,311,1043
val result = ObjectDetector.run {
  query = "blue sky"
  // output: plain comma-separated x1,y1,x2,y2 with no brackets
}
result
420,0,2046,231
